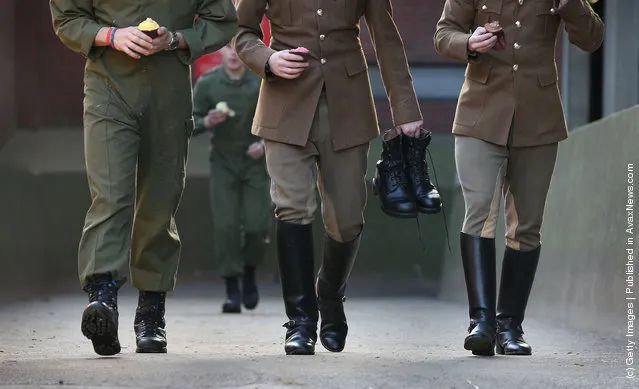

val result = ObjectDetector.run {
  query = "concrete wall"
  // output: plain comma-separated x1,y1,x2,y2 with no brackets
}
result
438,105,639,334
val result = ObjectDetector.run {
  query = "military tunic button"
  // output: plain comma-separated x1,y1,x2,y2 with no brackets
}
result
320,34,325,41
513,64,519,71
519,0,523,4
321,58,327,64
515,21,521,28
317,9,323,16
481,5,487,10
513,42,521,50
550,8,556,14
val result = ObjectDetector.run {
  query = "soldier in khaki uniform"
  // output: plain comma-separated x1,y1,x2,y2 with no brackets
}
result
234,0,423,355
50,0,237,356
192,43,272,314
434,0,603,356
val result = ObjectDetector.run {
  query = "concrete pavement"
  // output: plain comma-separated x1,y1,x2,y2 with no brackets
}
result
0,283,633,389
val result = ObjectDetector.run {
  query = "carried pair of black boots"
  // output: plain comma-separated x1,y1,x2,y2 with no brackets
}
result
222,267,260,313
276,220,360,355
81,276,168,355
460,233,541,356
373,130,442,218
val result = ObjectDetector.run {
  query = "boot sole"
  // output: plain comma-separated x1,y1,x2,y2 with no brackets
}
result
285,348,315,355
464,336,495,356
136,346,168,353
81,302,121,356
417,206,442,215
495,344,532,356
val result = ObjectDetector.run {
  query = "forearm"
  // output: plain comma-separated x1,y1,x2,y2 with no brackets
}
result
559,0,604,52
234,0,276,79
433,0,476,62
364,0,422,125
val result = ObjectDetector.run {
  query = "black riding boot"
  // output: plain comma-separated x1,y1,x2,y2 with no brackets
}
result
81,275,121,356
372,130,417,218
402,130,442,214
496,245,541,356
134,291,167,353
460,232,497,356
316,233,361,352
222,277,241,313
277,220,318,355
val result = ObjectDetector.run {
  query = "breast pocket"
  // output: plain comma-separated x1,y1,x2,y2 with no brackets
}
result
266,0,292,27
475,0,503,27
535,1,562,39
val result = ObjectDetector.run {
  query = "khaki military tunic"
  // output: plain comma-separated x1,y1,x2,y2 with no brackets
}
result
435,0,604,147
50,0,238,291
234,0,423,151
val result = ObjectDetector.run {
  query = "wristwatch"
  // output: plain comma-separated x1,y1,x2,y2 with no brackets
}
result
166,31,179,51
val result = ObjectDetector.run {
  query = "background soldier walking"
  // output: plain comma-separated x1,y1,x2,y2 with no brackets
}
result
49,0,237,356
434,0,603,357
192,43,272,314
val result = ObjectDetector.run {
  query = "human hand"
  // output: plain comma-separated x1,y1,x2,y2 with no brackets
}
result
205,109,227,128
395,120,423,138
246,142,265,159
147,27,173,55
267,50,309,79
467,26,498,54
112,27,154,59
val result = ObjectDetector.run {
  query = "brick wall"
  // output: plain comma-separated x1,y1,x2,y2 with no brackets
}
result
0,0,16,149
361,0,453,65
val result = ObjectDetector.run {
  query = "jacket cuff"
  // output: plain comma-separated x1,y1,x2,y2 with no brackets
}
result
249,47,277,80
81,23,103,60
391,98,423,127
176,28,204,64
451,33,473,62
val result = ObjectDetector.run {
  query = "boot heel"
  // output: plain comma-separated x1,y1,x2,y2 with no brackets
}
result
495,342,505,355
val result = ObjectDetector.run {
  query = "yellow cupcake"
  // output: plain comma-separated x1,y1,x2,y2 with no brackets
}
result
138,18,159,38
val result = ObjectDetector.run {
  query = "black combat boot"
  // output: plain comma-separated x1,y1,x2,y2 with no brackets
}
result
372,130,417,218
277,220,318,355
134,291,167,353
496,245,541,356
316,233,361,352
402,130,442,214
81,275,121,356
222,277,242,313
242,266,259,310
460,232,497,356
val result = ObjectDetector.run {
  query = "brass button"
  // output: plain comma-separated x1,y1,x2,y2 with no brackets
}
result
513,64,519,71
317,9,323,16
513,42,521,50
550,7,556,14
515,21,521,28
519,0,523,4
482,5,487,10
320,34,325,41
321,58,327,64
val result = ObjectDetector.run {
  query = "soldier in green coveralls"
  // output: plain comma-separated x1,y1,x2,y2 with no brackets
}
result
192,43,272,314
49,0,237,356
